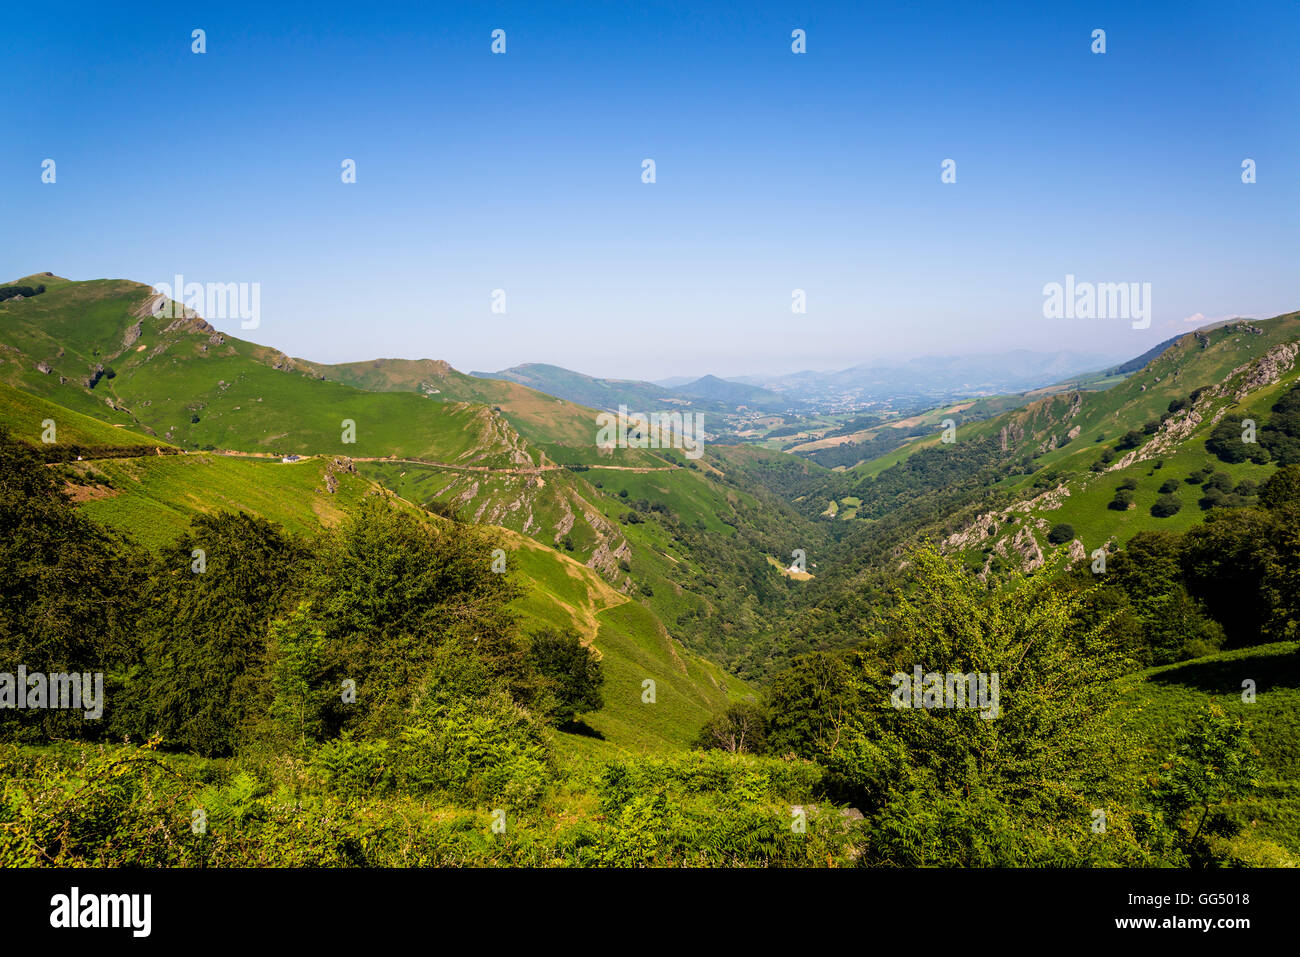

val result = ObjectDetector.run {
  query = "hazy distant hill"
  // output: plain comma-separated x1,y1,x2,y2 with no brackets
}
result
672,374,792,410
732,350,1124,405
1102,334,1184,376
473,363,795,413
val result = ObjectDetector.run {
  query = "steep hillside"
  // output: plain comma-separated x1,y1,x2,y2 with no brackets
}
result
300,357,673,468
0,275,528,465
1118,641,1300,864
940,314,1300,573
0,276,662,582
0,380,168,454
1,390,746,752
771,312,1300,576
0,275,837,676
68,453,375,549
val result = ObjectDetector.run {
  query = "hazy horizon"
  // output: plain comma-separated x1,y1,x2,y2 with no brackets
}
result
6,0,1297,380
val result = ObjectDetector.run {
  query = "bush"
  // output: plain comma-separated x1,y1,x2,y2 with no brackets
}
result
394,691,554,806
1109,489,1135,510
1151,494,1182,518
1047,524,1075,545
1205,472,1234,493
527,628,604,725
310,733,396,797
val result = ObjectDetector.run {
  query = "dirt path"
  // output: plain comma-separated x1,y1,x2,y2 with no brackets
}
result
59,447,686,477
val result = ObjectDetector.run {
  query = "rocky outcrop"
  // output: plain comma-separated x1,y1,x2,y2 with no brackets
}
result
1111,341,1299,473
321,456,357,494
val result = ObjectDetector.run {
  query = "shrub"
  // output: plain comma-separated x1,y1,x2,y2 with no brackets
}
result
1151,494,1182,518
310,733,396,797
1205,472,1234,493
394,691,554,806
527,628,604,725
1047,524,1075,545
1109,489,1135,510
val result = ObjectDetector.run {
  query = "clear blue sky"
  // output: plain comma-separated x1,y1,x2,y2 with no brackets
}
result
3,0,1298,379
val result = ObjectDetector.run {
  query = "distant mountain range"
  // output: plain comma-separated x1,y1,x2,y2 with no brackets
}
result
730,350,1127,406
482,350,1128,415
471,363,798,414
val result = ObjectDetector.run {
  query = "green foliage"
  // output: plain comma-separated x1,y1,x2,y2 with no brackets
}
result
1117,429,1144,451
695,701,768,753
301,496,522,737
1260,382,1300,465
1151,493,1182,517
1099,531,1224,664
1152,704,1259,865
267,603,330,751
1047,522,1075,544
527,628,604,726
763,651,866,758
775,545,1162,864
309,733,396,797
0,284,46,302
1207,417,1270,464
1181,496,1300,645
394,690,554,806
0,429,143,740
132,511,302,756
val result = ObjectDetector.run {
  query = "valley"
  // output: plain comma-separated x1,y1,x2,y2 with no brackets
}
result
3,273,1299,868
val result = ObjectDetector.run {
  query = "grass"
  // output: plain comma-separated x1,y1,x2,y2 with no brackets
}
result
1118,641,1300,863
71,453,374,549
57,437,748,754
0,381,165,448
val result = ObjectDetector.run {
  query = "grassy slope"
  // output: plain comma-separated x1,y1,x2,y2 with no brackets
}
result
296,356,673,468
71,454,372,549
0,277,528,465
833,313,1300,562
0,380,165,448
508,535,749,754
1119,642,1300,862
1,275,813,686
29,407,747,752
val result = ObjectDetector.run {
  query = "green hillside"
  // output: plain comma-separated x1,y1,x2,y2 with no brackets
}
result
1119,642,1300,864
0,275,835,681
807,313,1300,573
0,377,748,753
0,276,534,464
0,380,165,451
296,357,677,468
68,453,373,549
61,447,744,752
4,278,1299,871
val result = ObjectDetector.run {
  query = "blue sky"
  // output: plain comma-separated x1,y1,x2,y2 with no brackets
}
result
3,0,1298,379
